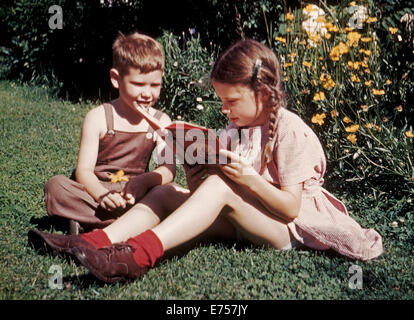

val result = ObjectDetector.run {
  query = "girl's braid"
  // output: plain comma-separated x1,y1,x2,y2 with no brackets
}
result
252,60,285,171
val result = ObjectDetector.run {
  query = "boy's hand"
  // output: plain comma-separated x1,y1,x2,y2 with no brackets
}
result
99,191,127,211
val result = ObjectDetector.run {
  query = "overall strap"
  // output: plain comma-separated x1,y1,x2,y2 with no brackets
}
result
147,109,164,134
103,103,115,135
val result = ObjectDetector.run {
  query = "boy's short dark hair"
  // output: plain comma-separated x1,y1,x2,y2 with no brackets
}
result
112,31,164,75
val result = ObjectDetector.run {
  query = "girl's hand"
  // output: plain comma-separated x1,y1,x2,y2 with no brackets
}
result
218,149,260,188
99,191,127,211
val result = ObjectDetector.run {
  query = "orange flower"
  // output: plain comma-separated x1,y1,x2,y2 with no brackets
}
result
330,110,339,117
109,170,129,183
343,116,352,123
373,88,385,95
347,134,357,144
389,27,398,34
346,32,361,47
286,12,294,21
313,91,326,101
345,124,360,133
275,36,287,43
405,131,414,138
311,113,326,125
366,17,378,23
364,80,372,87
302,61,312,68
351,74,361,83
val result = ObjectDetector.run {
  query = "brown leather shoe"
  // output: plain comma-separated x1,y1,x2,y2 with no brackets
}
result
73,243,148,283
28,229,95,256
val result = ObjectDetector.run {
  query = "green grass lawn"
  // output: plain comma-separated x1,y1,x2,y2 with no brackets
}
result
0,80,413,300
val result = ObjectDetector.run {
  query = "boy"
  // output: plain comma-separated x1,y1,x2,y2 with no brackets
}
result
43,31,175,234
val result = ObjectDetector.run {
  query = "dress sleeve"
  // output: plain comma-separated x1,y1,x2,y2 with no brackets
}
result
274,122,325,186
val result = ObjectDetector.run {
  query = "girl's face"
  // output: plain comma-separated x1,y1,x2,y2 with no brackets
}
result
212,80,269,127
111,67,163,112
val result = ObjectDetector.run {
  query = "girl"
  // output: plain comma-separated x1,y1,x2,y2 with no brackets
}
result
31,39,383,283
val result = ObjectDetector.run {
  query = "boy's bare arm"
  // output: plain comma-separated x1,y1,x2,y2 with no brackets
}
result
75,108,117,202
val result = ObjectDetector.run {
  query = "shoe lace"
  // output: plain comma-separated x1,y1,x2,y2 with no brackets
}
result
100,243,134,261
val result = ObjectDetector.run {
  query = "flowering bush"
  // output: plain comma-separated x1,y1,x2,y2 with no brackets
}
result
158,31,228,130
272,1,413,196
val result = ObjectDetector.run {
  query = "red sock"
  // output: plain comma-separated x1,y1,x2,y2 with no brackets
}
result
81,229,112,248
127,230,164,268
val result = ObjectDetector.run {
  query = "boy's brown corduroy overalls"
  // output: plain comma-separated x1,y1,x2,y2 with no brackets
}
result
44,103,163,229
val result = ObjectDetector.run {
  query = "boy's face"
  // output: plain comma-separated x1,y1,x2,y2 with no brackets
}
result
111,67,163,112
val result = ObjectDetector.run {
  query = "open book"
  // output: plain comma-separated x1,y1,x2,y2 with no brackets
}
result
134,103,227,166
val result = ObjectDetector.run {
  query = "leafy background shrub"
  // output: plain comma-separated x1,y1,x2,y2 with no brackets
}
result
271,0,413,197
1,0,412,197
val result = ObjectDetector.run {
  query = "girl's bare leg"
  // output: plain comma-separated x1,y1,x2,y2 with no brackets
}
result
152,175,293,252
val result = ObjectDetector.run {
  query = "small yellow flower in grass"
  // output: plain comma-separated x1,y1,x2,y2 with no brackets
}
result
375,125,381,132
325,32,331,39
302,61,312,68
345,124,360,133
330,110,339,117
364,80,372,87
311,113,326,125
386,79,392,85
347,134,357,144
360,104,368,112
109,170,129,184
350,1,356,6
373,88,385,95
361,37,372,42
284,62,293,68
299,39,307,45
389,27,398,34
364,122,374,129
313,91,326,101
366,17,378,23
286,12,294,21
405,131,414,138
351,74,361,83
343,116,352,123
